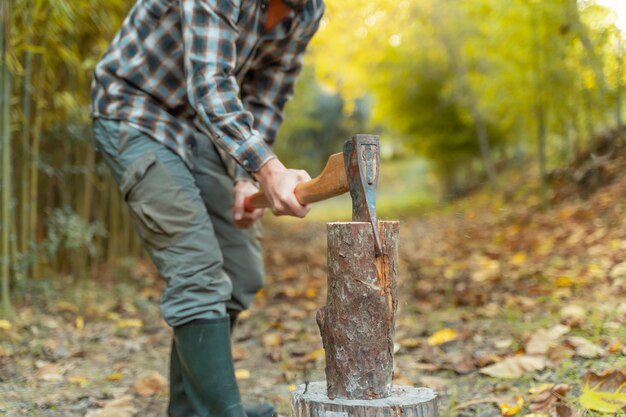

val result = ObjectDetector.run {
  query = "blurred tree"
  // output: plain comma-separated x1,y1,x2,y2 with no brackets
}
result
276,66,369,174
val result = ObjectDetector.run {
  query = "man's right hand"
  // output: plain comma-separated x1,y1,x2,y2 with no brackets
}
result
254,158,311,218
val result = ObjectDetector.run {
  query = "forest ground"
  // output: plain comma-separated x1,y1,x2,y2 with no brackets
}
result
1,145,626,417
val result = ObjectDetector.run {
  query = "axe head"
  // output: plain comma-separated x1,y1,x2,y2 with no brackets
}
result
343,135,382,256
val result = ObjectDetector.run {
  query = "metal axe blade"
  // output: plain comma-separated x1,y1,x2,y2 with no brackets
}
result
343,135,382,257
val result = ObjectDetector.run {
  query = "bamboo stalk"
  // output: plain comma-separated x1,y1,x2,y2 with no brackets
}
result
19,0,34,257
1,0,15,317
29,63,42,280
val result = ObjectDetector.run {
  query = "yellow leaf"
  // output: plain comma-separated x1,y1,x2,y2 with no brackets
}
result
75,316,84,331
511,252,526,266
427,328,458,346
304,287,317,299
579,369,626,413
68,375,88,386
288,384,298,392
235,369,250,380
117,319,142,329
555,276,575,288
305,348,325,361
55,301,78,313
500,396,524,416
106,372,123,381
528,384,554,395
0,320,11,330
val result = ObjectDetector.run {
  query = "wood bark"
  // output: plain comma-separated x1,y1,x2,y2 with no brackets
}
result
292,382,438,417
317,221,399,400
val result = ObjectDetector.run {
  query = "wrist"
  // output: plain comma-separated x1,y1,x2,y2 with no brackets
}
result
254,158,285,184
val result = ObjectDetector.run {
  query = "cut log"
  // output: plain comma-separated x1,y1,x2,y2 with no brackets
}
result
316,221,400,400
292,381,438,417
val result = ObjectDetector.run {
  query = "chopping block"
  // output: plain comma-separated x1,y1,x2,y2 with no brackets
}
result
290,136,438,417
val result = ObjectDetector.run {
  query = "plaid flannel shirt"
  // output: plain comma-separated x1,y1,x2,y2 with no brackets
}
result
91,0,324,178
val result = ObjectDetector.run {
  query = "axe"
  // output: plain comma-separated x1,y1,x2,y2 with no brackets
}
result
244,135,382,256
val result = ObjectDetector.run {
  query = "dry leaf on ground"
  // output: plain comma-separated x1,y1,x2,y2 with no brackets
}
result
235,368,251,380
565,337,605,358
35,363,67,381
427,328,458,346
525,325,570,355
529,384,570,413
418,376,450,393
579,369,626,413
500,396,524,416
134,371,168,396
261,333,282,349
480,355,546,378
85,395,137,417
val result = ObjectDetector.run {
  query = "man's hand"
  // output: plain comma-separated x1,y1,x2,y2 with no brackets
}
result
254,158,311,218
233,180,266,229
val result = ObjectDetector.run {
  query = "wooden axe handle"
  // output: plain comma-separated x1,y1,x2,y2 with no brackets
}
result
244,153,349,212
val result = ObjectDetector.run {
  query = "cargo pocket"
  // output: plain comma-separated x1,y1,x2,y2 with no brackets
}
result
120,152,197,249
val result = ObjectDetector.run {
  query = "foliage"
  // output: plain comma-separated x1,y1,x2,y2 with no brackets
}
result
0,0,625,309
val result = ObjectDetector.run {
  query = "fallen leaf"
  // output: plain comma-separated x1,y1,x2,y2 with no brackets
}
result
554,404,582,417
559,305,585,327
579,369,626,413
105,372,123,381
261,333,282,349
134,371,168,396
76,316,84,331
607,340,622,353
418,376,449,392
480,355,546,378
0,320,11,331
35,363,66,381
398,338,422,350
427,328,458,346
55,301,78,314
85,395,137,417
494,338,513,349
116,319,142,329
305,348,325,362
235,368,251,380
500,396,524,416
67,375,88,386
529,384,570,413
232,346,249,362
565,336,605,358
525,325,570,355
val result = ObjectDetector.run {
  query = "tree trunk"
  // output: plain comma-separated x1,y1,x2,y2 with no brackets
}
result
1,0,14,317
29,64,43,280
317,221,399,400
617,33,623,145
19,0,34,256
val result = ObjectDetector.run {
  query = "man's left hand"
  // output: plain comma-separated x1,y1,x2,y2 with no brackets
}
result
232,180,266,229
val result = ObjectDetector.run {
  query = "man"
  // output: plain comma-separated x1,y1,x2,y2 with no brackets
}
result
90,0,324,415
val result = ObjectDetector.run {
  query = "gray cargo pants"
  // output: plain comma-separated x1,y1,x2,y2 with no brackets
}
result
92,118,264,327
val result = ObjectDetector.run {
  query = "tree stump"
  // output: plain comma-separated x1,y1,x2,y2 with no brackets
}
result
292,220,439,417
317,221,399,400
292,382,438,417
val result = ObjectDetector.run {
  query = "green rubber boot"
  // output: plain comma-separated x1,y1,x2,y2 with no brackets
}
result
167,339,198,417
172,317,246,417
227,310,276,417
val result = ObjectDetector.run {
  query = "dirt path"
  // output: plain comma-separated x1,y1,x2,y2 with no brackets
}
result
2,170,626,416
